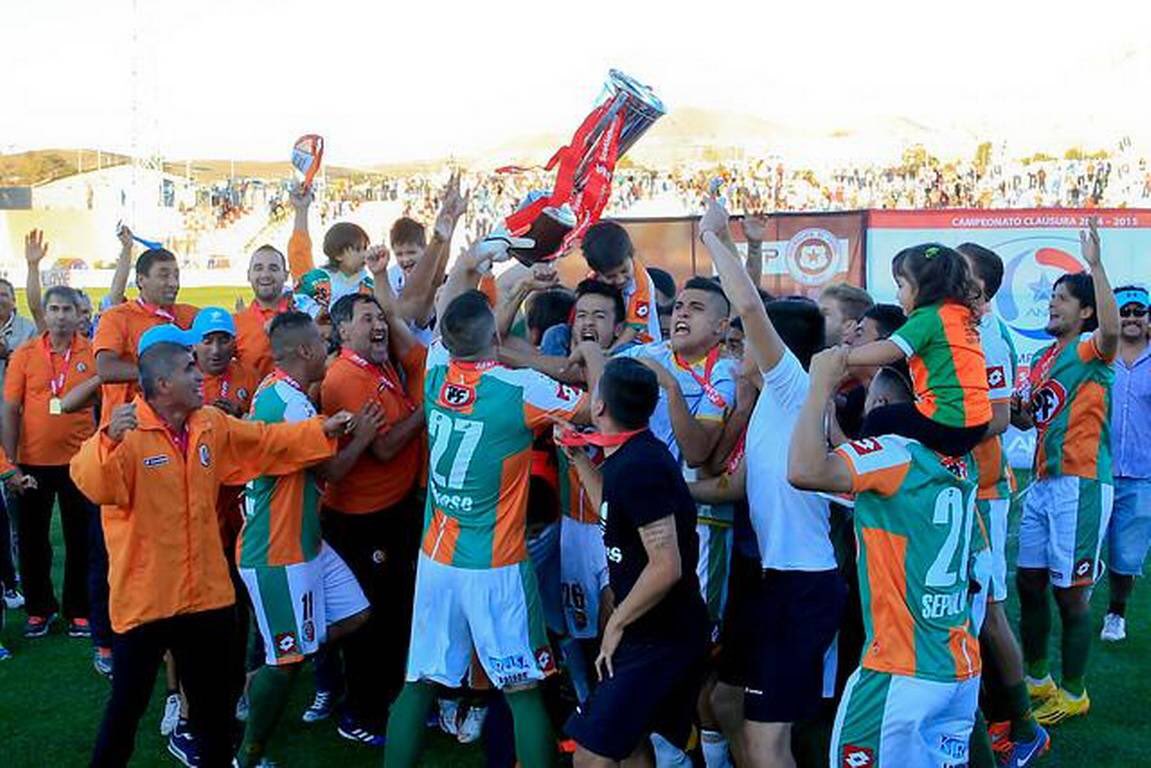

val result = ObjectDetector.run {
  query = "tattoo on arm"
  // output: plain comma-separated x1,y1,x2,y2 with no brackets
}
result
638,515,676,553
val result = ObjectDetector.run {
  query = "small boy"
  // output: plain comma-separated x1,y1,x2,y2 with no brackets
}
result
581,221,661,349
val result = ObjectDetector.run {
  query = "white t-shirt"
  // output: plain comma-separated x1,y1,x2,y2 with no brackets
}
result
745,350,837,571
387,263,435,346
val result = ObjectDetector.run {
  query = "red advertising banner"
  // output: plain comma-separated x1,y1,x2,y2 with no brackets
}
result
557,212,867,298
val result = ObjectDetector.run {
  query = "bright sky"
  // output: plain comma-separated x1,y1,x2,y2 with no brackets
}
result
5,0,1149,165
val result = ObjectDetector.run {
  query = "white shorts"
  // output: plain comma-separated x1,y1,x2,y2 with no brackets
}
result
406,553,554,689
977,498,1010,603
240,543,369,666
1017,476,1114,588
560,516,608,640
832,668,979,768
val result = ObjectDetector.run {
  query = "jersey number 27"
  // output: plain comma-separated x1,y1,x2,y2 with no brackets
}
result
428,411,485,489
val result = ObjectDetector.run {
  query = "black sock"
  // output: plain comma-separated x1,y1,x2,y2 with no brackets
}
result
1109,601,1127,618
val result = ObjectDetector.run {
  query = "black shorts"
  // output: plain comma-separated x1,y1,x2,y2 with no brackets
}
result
718,562,846,723
564,634,706,760
861,402,987,457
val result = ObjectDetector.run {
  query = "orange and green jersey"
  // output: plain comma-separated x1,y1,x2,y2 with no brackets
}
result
890,301,991,429
971,313,1018,500
1028,332,1115,483
422,342,587,569
236,370,323,568
557,448,600,524
835,435,981,682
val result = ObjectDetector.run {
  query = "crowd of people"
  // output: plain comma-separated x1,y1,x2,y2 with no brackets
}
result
0,172,1147,768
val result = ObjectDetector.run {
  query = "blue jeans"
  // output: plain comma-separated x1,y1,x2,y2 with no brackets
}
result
1107,476,1151,576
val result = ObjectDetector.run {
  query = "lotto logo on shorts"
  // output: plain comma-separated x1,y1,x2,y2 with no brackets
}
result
274,632,298,656
841,744,874,768
1074,558,1094,581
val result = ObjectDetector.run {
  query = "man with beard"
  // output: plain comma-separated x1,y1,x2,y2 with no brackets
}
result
234,245,294,381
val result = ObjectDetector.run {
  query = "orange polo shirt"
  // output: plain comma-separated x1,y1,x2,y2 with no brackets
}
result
202,358,264,551
234,298,294,381
69,397,337,633
320,345,427,514
4,333,98,466
93,300,199,413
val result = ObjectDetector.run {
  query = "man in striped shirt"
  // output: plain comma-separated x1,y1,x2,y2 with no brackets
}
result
234,312,382,767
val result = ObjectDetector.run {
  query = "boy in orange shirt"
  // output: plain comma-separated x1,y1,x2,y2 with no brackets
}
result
3,285,101,640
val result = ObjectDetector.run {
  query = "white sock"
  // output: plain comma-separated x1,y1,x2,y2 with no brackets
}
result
650,732,693,768
701,729,733,768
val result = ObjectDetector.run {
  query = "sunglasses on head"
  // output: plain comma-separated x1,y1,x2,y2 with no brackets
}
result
1120,306,1148,318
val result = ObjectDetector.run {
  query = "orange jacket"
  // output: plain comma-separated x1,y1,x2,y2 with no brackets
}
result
70,397,337,633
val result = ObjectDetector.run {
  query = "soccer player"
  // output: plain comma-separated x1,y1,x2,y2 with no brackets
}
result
581,221,662,348
1012,218,1119,725
818,282,874,346
383,244,592,768
789,351,983,768
70,325,356,768
93,247,198,413
563,358,710,767
956,243,1048,763
318,291,427,742
2,285,100,639
1101,284,1151,642
696,198,844,768
235,311,382,767
234,244,293,381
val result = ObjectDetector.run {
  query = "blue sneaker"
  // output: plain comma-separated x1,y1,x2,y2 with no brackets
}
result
1000,724,1051,767
336,715,386,747
301,690,335,723
0,644,12,661
167,720,200,767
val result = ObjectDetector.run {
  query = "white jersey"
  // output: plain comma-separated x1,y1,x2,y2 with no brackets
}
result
745,350,836,571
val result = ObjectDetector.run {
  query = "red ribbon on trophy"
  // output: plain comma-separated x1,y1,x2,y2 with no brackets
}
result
292,134,325,190
496,70,665,266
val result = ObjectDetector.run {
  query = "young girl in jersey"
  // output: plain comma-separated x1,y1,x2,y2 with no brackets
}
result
847,243,991,456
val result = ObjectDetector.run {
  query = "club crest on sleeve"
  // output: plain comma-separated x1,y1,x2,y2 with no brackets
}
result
198,443,211,468
76,362,88,373
849,438,883,456
439,381,475,410
986,365,1005,389
841,745,874,768
636,303,650,318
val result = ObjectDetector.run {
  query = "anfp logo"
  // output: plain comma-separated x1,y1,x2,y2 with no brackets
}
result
841,745,874,768
1031,381,1068,427
995,238,1085,340
439,382,475,410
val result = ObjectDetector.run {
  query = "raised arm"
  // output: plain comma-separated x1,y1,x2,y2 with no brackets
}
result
24,230,48,331
395,173,467,327
690,463,747,505
739,214,767,289
699,197,783,373
287,185,315,280
108,226,135,306
1082,217,1119,359
787,348,854,493
845,339,903,369
496,264,560,339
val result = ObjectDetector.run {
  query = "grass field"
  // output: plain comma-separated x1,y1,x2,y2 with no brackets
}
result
14,286,253,320
0,483,1148,765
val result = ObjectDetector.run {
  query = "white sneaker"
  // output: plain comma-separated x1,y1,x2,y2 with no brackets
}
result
456,705,487,744
1100,612,1127,642
3,588,24,610
160,693,182,736
437,698,460,736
